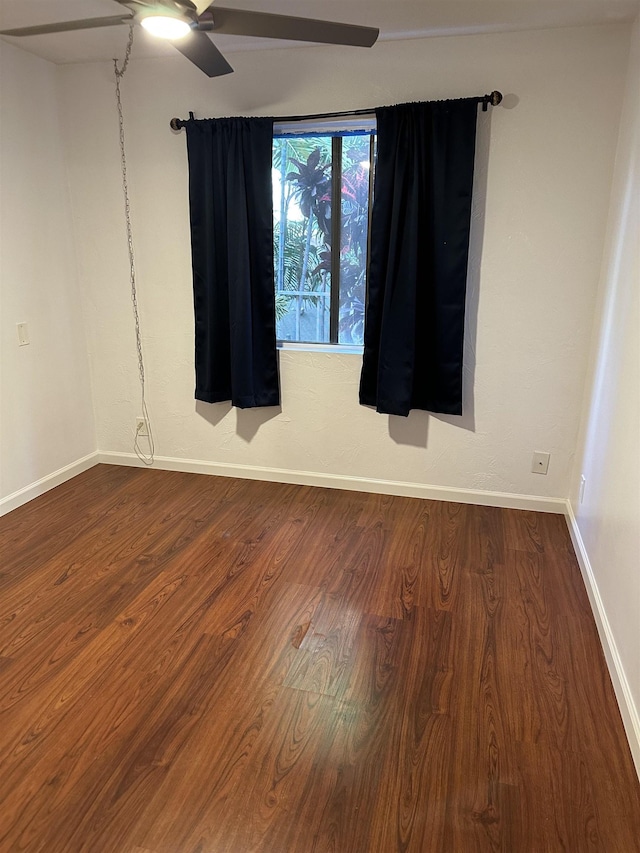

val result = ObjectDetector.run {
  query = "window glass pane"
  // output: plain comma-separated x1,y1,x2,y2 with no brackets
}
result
272,136,332,344
338,135,371,346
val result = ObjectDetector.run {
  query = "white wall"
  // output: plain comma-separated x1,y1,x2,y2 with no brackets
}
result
58,23,629,499
570,15,640,769
0,42,96,504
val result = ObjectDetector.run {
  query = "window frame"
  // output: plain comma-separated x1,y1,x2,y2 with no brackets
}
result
273,116,376,353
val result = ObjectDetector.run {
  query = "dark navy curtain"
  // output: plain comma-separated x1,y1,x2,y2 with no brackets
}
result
185,116,280,408
359,99,479,416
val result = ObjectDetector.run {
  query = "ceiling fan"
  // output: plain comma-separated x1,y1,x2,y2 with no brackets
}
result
0,0,379,77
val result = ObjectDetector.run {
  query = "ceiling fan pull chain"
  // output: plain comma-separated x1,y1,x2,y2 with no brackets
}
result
114,26,155,466
114,22,135,77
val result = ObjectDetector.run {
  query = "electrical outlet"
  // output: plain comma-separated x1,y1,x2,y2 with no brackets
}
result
136,417,149,437
531,451,550,475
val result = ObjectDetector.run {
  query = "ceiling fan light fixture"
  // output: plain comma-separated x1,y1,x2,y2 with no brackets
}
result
140,14,192,40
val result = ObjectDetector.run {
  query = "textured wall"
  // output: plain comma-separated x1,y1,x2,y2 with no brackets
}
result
571,16,639,755
0,41,96,500
58,23,629,497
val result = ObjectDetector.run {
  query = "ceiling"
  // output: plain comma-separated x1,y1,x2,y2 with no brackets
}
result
0,0,638,65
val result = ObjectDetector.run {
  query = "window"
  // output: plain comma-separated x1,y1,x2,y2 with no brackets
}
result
272,119,375,348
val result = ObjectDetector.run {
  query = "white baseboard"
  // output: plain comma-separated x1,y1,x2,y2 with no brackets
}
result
565,501,640,779
0,451,100,517
97,451,567,514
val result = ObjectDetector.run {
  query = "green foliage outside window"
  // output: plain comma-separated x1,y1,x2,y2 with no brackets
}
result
272,131,373,346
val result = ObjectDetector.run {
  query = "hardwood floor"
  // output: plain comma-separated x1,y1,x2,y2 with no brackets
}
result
0,464,638,852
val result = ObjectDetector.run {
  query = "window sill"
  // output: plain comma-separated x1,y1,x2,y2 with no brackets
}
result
277,342,363,356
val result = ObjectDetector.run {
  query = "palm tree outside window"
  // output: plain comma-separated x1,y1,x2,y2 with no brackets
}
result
272,118,376,347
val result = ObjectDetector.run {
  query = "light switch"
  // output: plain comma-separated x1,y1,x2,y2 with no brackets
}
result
17,323,30,346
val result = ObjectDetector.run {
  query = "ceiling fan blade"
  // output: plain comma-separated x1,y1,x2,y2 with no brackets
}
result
172,30,233,76
199,7,379,48
116,0,199,16
192,0,214,14
0,15,133,37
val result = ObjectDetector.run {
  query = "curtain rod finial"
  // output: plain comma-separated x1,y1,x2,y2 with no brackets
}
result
170,117,182,131
481,91,503,111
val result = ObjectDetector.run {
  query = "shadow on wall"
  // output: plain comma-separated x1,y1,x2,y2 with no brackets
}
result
501,93,520,110
236,405,282,442
195,399,281,443
195,400,232,428
388,411,430,447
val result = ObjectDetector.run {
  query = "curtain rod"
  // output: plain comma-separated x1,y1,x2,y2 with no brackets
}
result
169,90,503,130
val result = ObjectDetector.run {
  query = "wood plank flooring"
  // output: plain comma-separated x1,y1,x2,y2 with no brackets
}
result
0,464,638,852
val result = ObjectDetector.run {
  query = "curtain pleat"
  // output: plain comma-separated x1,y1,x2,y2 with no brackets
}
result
359,99,479,416
185,117,280,408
